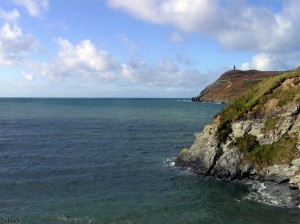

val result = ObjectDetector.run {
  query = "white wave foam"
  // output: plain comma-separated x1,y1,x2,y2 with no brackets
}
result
162,157,196,176
244,182,279,206
162,157,177,168
243,180,298,207
58,215,96,223
179,167,196,176
176,99,192,103
162,157,197,177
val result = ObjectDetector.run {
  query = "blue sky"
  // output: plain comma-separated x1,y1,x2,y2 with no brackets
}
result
0,0,299,97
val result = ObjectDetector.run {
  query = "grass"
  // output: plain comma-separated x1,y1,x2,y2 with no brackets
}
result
264,117,278,131
235,134,258,153
253,75,300,114
277,86,299,107
242,79,262,86
217,68,300,142
246,136,299,168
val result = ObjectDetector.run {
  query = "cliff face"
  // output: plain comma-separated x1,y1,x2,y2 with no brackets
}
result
193,70,283,103
178,68,300,206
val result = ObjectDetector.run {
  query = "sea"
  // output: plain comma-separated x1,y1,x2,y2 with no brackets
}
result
0,98,299,224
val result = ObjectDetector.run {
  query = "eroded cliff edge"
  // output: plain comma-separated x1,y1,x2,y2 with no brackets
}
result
177,68,300,206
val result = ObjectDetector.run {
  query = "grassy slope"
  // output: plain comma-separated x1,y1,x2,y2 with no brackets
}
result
197,70,283,102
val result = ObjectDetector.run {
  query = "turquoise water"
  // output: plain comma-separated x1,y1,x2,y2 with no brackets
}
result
0,98,299,224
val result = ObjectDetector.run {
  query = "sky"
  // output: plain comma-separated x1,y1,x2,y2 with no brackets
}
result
0,0,299,98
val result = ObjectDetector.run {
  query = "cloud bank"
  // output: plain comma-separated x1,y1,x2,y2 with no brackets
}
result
121,58,204,87
0,9,20,21
107,0,300,70
25,37,206,88
0,23,36,66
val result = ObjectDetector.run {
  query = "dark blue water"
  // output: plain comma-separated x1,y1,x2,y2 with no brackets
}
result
0,98,299,223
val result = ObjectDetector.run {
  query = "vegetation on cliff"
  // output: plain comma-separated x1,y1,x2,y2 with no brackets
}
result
177,67,300,206
217,68,300,168
246,136,299,168
217,68,300,143
194,70,283,103
176,68,300,206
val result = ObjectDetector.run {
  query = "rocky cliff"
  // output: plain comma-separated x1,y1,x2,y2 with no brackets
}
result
193,69,283,103
178,68,300,206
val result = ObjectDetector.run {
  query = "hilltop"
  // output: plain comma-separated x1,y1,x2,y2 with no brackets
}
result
178,68,300,207
193,69,284,103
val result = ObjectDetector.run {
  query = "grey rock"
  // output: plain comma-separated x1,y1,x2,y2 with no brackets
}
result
176,98,300,207
260,164,298,183
176,123,220,174
246,180,300,207
288,114,300,136
213,145,242,178
232,121,252,138
248,121,264,139
290,175,300,189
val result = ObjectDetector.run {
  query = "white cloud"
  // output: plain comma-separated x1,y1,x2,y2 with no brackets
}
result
165,87,191,92
21,71,34,80
217,3,300,54
0,9,20,21
30,38,118,82
107,0,300,53
24,37,207,89
241,53,275,71
107,0,221,33
121,58,205,87
107,0,300,70
0,23,37,66
254,54,275,70
12,0,49,17
240,62,250,71
241,52,300,71
1,22,22,40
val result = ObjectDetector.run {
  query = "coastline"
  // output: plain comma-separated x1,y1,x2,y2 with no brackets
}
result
191,97,228,104
177,69,300,208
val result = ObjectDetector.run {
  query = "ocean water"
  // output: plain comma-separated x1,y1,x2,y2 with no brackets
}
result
0,98,299,224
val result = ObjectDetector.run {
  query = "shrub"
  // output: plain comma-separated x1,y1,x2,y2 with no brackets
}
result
246,136,299,168
235,134,258,153
264,117,278,131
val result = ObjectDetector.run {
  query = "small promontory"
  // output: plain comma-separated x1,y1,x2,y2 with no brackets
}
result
193,69,284,103
178,68,300,206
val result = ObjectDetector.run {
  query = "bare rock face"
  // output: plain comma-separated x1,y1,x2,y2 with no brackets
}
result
289,158,300,189
230,105,300,144
259,163,299,183
232,121,252,138
176,123,220,174
212,142,242,178
177,103,300,180
290,174,300,189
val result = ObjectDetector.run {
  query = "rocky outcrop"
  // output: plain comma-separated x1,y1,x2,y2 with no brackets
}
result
176,124,220,174
177,71,300,207
177,103,300,176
